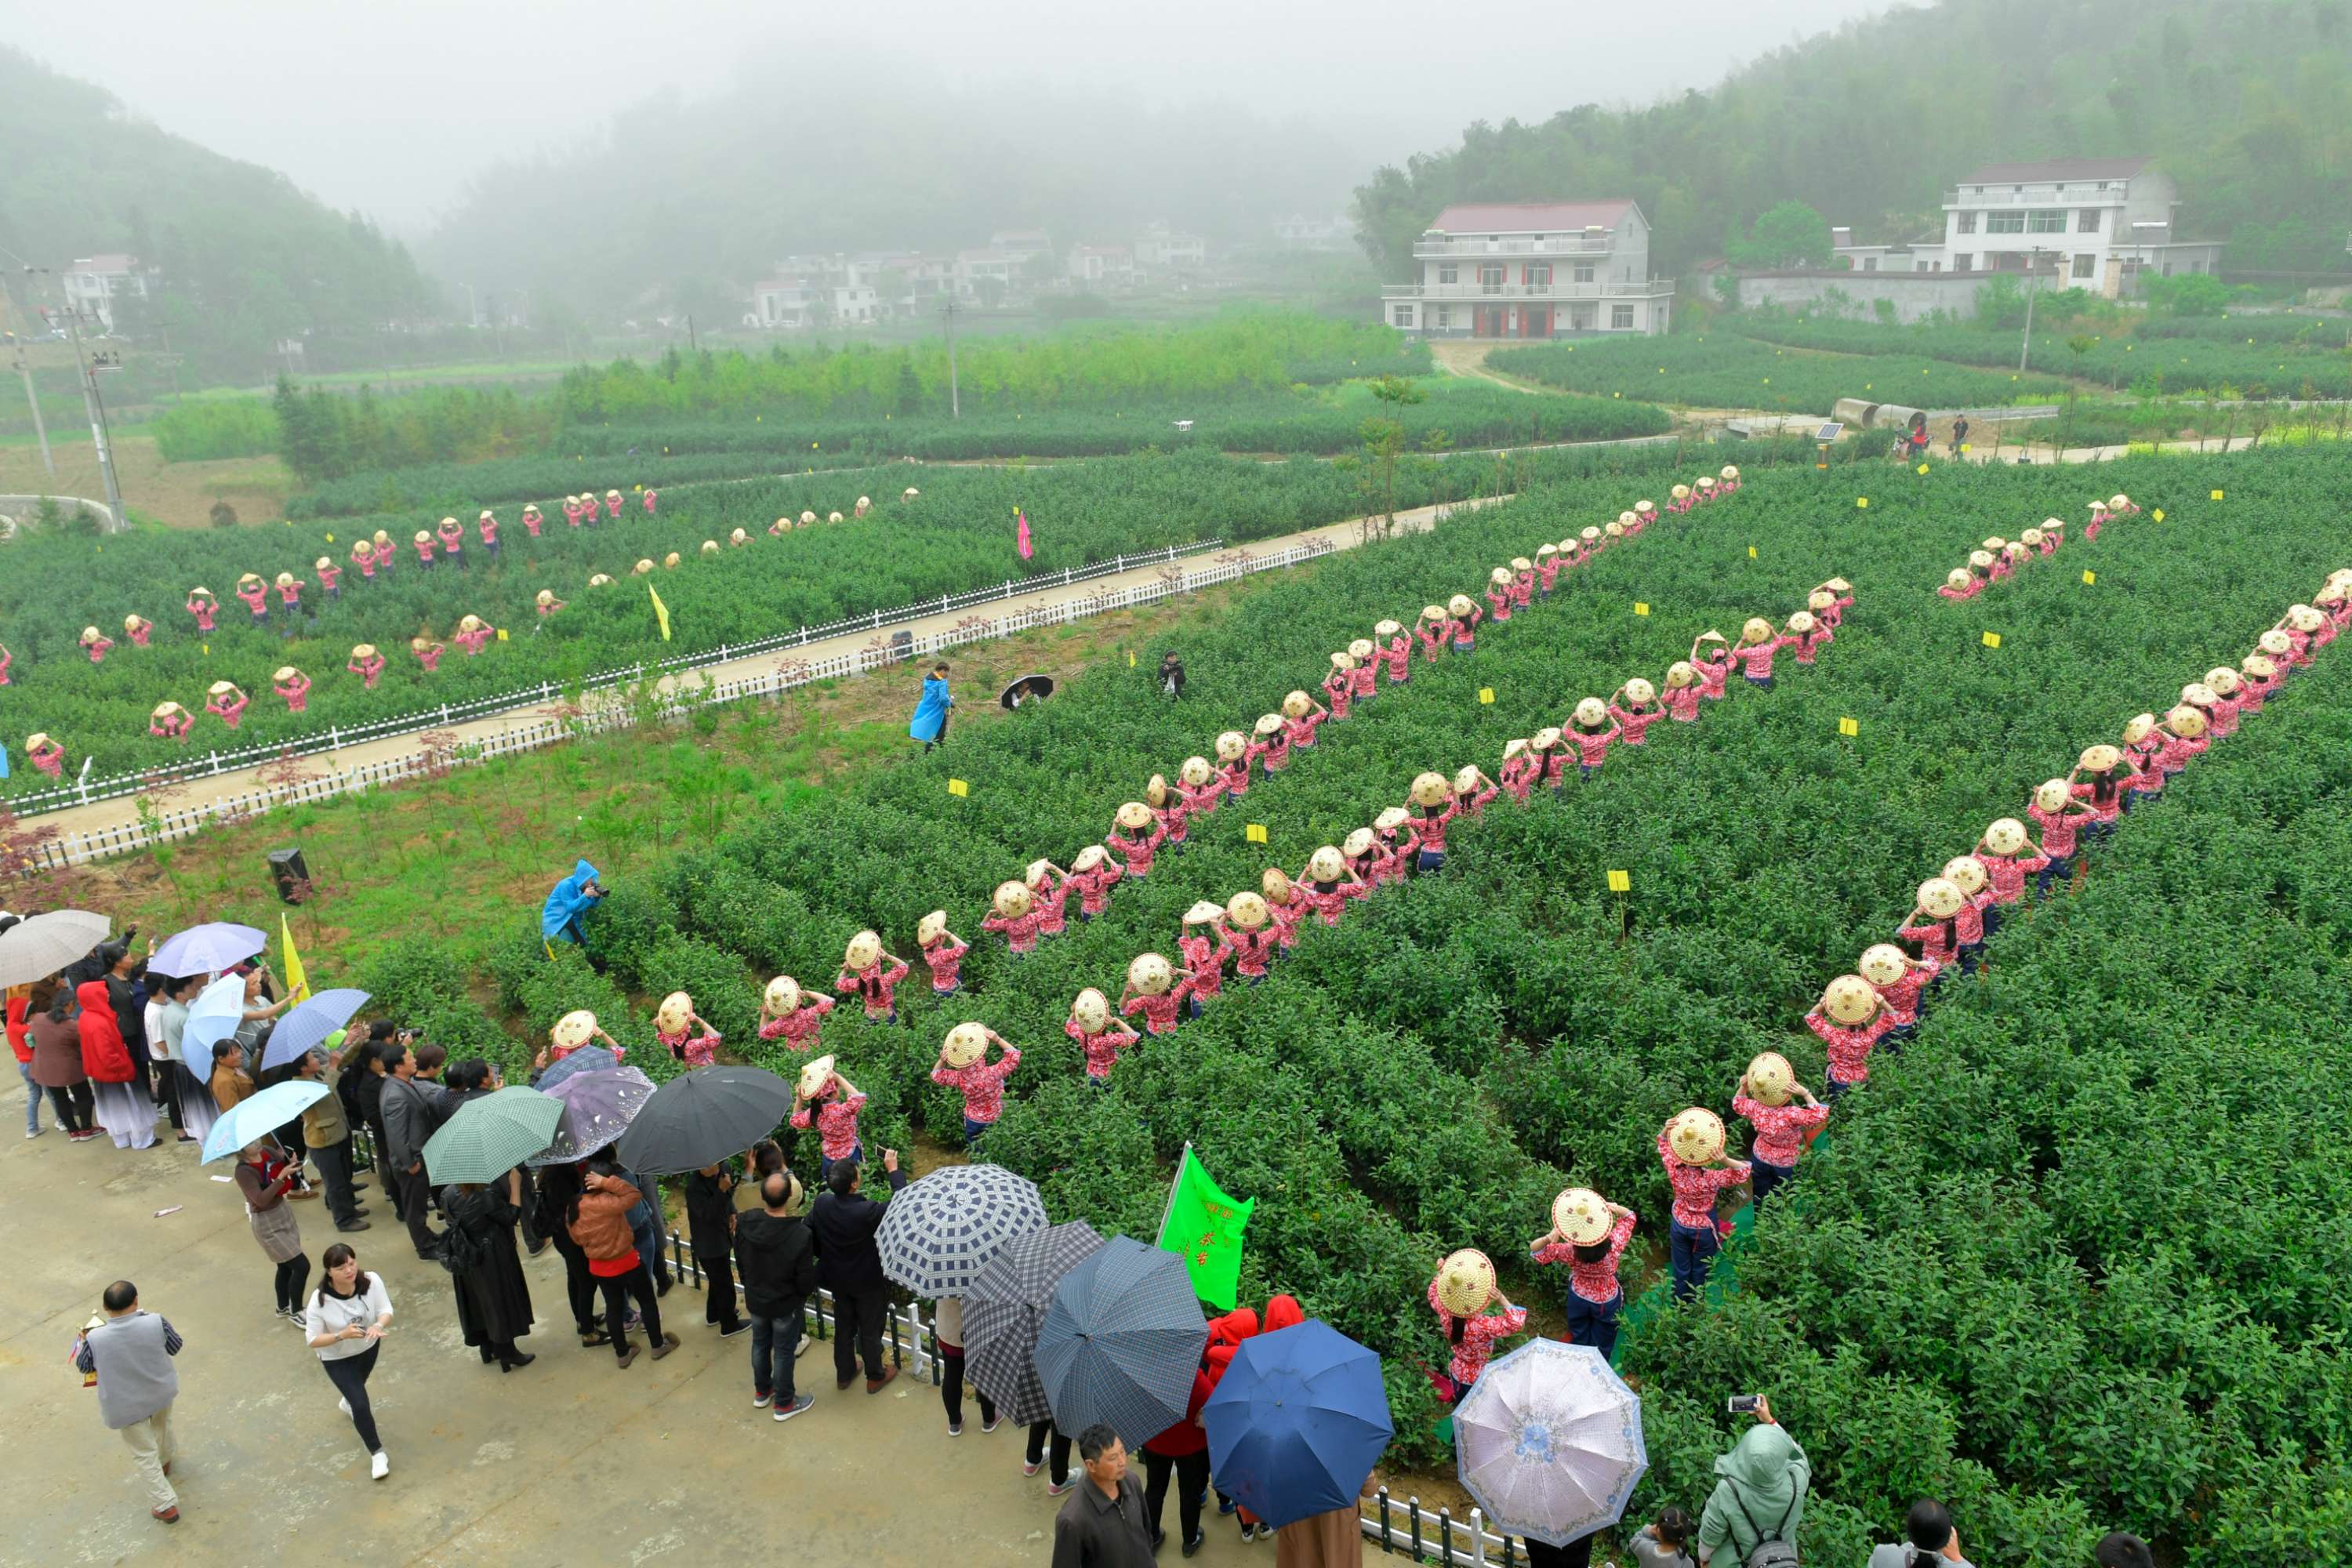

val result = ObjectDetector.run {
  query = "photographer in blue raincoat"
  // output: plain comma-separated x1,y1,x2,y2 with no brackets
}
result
542,861,607,949
909,662,954,753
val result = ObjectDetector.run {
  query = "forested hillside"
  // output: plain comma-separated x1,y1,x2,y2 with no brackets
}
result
0,49,439,379
1356,0,2352,281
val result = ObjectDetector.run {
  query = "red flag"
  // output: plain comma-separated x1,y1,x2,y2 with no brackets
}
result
1015,506,1033,561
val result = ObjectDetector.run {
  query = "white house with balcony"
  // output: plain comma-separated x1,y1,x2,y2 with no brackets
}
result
62,254,151,332
752,255,879,329
1831,158,2223,296
1381,201,1671,339
1065,245,1137,289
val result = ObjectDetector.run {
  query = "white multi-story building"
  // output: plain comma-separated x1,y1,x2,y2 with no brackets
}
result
62,254,150,332
1135,223,1206,271
1832,157,2224,295
750,255,878,329
1273,215,1353,252
1065,245,1137,289
1379,201,1672,339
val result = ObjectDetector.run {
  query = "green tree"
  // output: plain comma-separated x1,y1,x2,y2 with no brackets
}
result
1724,201,1834,269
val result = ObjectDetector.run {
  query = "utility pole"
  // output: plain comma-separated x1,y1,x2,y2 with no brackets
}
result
942,296,961,419
2018,249,2049,374
687,313,698,353
34,270,125,529
0,271,55,478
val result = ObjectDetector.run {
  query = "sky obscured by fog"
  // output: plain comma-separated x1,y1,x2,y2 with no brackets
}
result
2,0,1897,232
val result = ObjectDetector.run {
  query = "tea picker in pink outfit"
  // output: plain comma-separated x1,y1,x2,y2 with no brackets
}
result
149,702,194,741
234,573,270,623
314,557,341,599
347,643,385,688
205,680,249,729
916,910,968,996
78,626,115,663
123,614,154,648
834,930,909,1023
272,665,312,713
435,517,465,568
453,616,495,657
186,586,219,632
653,991,721,1067
521,503,545,537
410,637,445,672
604,489,623,519
476,510,500,557
757,975,833,1050
25,732,65,777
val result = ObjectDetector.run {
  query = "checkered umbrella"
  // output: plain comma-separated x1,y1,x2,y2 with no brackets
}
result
966,1221,1104,1428
1035,1236,1209,1450
527,1065,655,1166
878,1162,1048,1299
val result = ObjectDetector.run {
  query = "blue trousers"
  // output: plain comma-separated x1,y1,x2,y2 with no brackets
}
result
1957,942,1984,975
1983,903,2005,938
1823,1074,1856,1104
1417,849,1446,873
1749,1156,1795,1210
2037,855,2074,898
1668,1217,1719,1302
1745,673,1775,691
963,1116,992,1149
1563,1290,1622,1362
817,1142,864,1184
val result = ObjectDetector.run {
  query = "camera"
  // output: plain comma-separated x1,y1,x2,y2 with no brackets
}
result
1726,1395,1762,1415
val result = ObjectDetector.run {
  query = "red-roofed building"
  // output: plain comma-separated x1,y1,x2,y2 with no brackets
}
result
1380,201,1671,339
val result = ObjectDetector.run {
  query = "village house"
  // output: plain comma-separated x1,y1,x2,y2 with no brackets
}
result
1380,201,1672,339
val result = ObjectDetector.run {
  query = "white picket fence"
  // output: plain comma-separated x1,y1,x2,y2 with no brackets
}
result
12,521,1452,872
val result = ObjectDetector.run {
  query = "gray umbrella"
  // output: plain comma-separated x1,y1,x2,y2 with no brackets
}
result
878,1163,1048,1299
527,1065,655,1166
0,909,110,987
966,1220,1104,1428
1035,1236,1209,1450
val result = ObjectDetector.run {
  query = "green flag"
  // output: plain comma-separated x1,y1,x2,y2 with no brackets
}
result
1154,1144,1255,1309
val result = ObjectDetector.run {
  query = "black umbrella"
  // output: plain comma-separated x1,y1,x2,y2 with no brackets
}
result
612,1065,794,1175
1000,674,1055,710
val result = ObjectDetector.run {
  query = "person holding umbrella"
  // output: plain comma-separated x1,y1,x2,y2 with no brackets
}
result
234,1139,310,1323
683,1160,747,1339
569,1159,677,1369
293,1047,368,1232
79,976,154,1150
440,1167,537,1372
303,1243,395,1479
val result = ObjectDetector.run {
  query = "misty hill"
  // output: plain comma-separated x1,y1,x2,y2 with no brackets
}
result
1357,0,2352,282
418,73,1366,321
0,48,439,379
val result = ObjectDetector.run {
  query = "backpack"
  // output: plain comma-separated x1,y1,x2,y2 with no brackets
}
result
434,1206,491,1277
1730,1475,1803,1568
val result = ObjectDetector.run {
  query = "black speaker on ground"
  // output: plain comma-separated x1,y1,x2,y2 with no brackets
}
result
267,847,311,905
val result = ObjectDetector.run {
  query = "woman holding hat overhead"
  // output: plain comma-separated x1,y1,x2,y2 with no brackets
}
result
537,1010,626,1071
1406,772,1459,873
2069,746,2130,849
655,992,720,1067
123,612,154,648
236,572,270,622
150,702,194,741
1568,699,1622,779
789,1057,866,1179
1414,604,1450,664
916,911,968,997
273,666,312,713
1067,845,1124,920
1297,846,1371,927
756,975,832,1051
1497,738,1539,804
206,681,249,730
1534,543,1563,598
1108,802,1168,880
1611,681,1664,747
1447,593,1484,653
982,880,1044,956
1175,755,1225,820
834,931,909,1025
1530,1189,1637,1361
1731,1053,1826,1210
1659,1109,1750,1301
1321,652,1356,723
1219,893,1278,985
1068,988,1140,1085
1176,906,1232,1019
1280,691,1328,755
1974,818,2051,911
1730,617,1792,691
1427,1249,1525,1400
1249,713,1291,776
1858,942,1939,1046
1120,953,1195,1037
1896,876,1966,972
186,586,219,633
1375,619,1413,684
1690,631,1733,701
1484,567,1516,626
1806,975,1893,1102
1261,867,1311,952
930,1023,1018,1149
1509,557,1536,610
1347,639,1380,706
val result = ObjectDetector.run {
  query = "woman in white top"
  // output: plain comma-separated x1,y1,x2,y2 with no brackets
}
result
155,974,207,1146
303,1243,395,1479
142,982,186,1143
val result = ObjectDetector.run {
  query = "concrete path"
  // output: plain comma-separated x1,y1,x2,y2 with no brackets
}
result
0,1120,1278,1565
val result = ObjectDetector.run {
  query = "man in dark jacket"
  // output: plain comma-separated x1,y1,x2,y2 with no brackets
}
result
735,1171,819,1420
377,1043,443,1259
808,1146,906,1395
1052,1423,1156,1568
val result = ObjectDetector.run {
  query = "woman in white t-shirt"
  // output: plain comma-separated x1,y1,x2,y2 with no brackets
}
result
303,1243,395,1479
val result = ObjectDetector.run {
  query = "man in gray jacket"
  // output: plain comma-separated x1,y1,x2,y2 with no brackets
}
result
75,1279,184,1524
377,1042,443,1258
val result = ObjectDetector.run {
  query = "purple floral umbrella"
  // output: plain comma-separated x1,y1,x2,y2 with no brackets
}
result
527,1064,655,1166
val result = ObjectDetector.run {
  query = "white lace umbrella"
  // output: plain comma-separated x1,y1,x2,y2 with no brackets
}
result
1452,1339,1647,1548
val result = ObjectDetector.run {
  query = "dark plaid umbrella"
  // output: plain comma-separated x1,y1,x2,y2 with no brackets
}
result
613,1066,793,1176
966,1220,1104,1428
527,1065,655,1166
535,1048,622,1093
259,989,370,1072
878,1163,1048,1298
1035,1235,1208,1449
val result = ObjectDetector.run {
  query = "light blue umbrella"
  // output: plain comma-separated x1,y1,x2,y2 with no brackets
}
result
201,1080,328,1164
183,974,252,1066
260,988,371,1072
151,922,267,978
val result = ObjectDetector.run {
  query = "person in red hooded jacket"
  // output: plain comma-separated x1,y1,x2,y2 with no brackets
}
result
1229,1296,1307,1541
1142,1329,1218,1555
1200,1305,1260,1537
78,978,154,1150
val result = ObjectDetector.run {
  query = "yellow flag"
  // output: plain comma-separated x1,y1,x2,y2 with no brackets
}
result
2082,570,2096,586
1633,603,1650,617
1478,688,1495,705
648,584,673,642
280,914,310,1005
496,627,510,641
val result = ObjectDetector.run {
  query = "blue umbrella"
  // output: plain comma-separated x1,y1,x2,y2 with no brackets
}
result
534,1047,622,1093
201,1080,328,1163
260,989,371,1072
1203,1319,1394,1529
183,974,252,1066
1035,1235,1208,1450
151,922,267,978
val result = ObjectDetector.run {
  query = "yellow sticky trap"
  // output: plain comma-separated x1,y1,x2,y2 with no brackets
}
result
326,534,335,543
1916,463,1930,475
201,644,209,655
1838,717,1859,737
544,939,558,962
1478,688,1495,705
1857,498,1869,510
496,628,510,641
2152,509,2165,521
1127,650,1136,667
1981,632,2002,648
1245,823,1268,844
2082,570,2096,586
1748,546,1758,559
1959,443,1970,453
1633,603,1650,617
1605,869,1631,894
2210,489,2224,501
947,779,969,797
